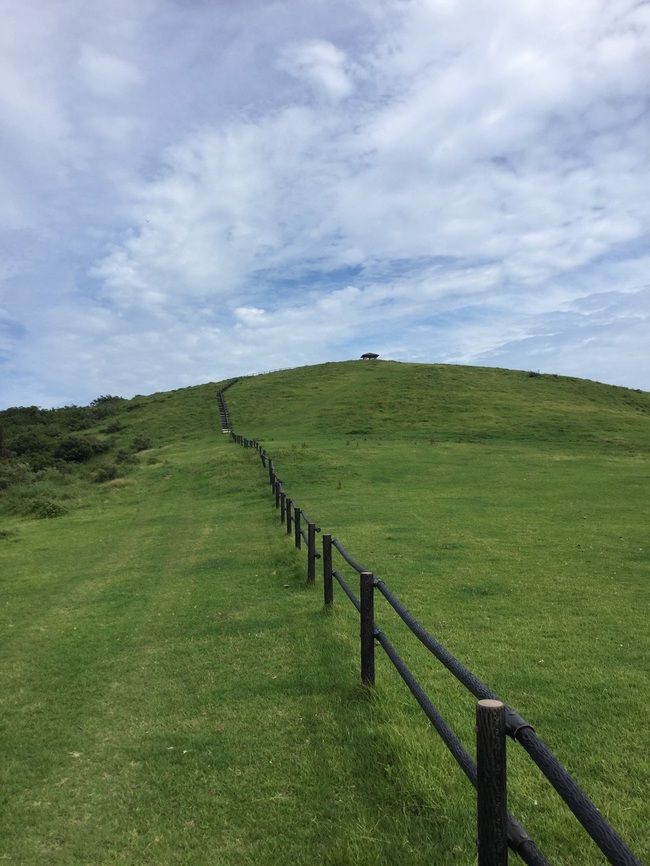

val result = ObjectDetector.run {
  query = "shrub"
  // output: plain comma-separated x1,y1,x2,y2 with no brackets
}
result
90,395,125,419
0,423,10,461
103,421,125,434
34,466,74,482
54,435,108,463
131,436,152,452
0,462,33,490
26,498,67,519
93,463,121,483
10,429,56,460
115,449,137,465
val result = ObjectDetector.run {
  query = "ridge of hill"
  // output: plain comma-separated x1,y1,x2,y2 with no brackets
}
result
225,360,650,452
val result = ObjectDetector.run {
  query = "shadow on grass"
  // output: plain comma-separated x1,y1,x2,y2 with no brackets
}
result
289,605,476,865
106,590,477,865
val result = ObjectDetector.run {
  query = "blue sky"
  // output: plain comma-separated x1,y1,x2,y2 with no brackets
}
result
1,0,649,408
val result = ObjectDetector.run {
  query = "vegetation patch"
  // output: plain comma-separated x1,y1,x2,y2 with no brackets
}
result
26,497,68,519
0,363,648,865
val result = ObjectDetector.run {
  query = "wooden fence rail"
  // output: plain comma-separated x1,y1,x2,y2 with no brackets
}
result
216,385,642,866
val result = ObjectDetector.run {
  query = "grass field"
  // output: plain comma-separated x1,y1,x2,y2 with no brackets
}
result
1,363,648,864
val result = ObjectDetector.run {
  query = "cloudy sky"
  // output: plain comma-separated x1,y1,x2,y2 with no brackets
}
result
1,0,649,408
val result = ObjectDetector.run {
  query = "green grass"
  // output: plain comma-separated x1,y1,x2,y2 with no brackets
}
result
227,360,650,450
0,383,475,864
1,365,648,864
226,361,650,863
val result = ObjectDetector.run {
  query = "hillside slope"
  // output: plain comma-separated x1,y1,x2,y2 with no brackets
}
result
226,360,650,451
223,361,649,864
1,364,648,863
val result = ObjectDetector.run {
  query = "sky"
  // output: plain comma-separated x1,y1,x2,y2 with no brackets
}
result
1,0,649,409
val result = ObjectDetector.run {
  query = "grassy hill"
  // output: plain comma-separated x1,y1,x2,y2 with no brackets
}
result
1,362,648,865
226,359,650,448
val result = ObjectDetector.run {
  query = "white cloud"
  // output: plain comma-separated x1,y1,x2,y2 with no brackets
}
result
471,283,650,388
278,39,354,101
234,306,267,326
0,0,649,408
77,45,143,99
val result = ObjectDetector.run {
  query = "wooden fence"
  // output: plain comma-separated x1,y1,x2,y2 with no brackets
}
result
217,387,642,866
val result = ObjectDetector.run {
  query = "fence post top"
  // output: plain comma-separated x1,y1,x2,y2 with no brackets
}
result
478,699,505,709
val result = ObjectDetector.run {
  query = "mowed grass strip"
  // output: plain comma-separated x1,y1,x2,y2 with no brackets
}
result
1,386,479,865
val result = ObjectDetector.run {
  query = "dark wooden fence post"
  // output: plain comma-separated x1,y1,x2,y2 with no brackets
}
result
323,534,333,607
275,480,281,509
268,458,274,486
280,491,286,525
360,572,375,686
476,699,508,866
286,498,293,535
294,506,301,549
307,522,316,583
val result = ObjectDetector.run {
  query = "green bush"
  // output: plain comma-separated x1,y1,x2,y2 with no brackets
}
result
26,498,67,519
0,462,33,490
10,428,56,461
54,435,108,463
115,449,137,465
35,465,74,482
93,463,121,483
131,436,152,452
90,395,125,419
103,421,126,434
